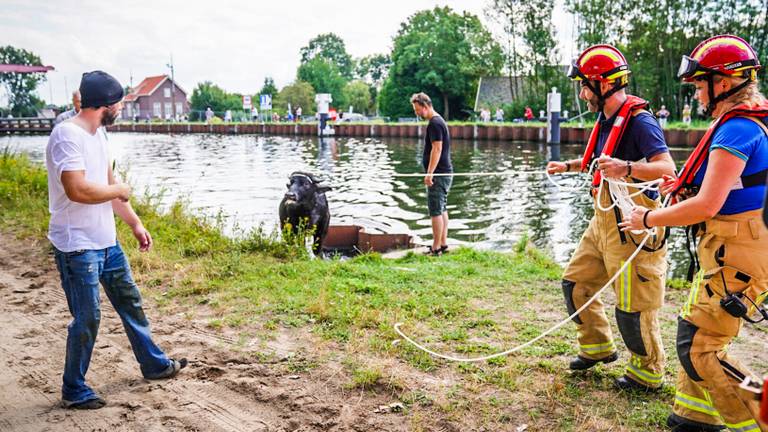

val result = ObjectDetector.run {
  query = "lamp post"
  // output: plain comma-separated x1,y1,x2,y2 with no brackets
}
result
166,55,176,121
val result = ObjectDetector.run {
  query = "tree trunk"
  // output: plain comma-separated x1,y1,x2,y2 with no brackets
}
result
442,93,449,120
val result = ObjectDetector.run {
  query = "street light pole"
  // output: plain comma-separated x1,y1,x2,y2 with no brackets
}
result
166,54,176,121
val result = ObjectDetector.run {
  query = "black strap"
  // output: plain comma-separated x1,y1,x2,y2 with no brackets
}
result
685,223,703,282
741,168,768,188
613,205,628,245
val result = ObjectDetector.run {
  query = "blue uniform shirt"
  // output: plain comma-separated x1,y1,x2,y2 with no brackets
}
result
594,110,670,199
692,117,768,215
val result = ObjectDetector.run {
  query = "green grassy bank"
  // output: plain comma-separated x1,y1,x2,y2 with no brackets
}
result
2,150,708,431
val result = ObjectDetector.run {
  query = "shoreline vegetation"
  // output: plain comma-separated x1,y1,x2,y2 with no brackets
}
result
114,119,712,131
4,150,752,431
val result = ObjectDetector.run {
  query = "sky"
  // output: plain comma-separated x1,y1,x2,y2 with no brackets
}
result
1,0,576,106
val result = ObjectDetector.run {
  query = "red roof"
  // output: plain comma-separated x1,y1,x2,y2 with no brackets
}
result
124,75,169,102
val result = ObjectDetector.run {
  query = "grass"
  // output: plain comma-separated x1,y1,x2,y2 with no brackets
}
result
2,151,762,431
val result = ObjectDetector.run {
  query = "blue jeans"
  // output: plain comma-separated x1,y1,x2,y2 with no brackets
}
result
53,242,170,403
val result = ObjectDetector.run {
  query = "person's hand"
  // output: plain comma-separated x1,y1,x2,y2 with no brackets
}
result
115,183,132,202
547,161,568,175
131,223,153,252
424,174,434,187
597,156,630,178
619,206,649,232
659,174,677,196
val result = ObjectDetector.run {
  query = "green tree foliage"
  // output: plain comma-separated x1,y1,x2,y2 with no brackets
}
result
273,81,316,116
297,57,348,109
343,81,373,114
0,46,47,117
300,33,354,80
486,0,574,116
259,77,278,96
355,54,391,88
189,81,242,120
379,7,503,120
566,0,768,117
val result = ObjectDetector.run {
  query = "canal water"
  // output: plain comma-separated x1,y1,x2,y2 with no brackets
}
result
3,133,694,277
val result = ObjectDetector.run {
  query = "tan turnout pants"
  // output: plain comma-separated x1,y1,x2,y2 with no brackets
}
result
673,209,768,432
562,184,668,388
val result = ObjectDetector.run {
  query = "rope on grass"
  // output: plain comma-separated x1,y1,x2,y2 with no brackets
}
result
393,165,673,363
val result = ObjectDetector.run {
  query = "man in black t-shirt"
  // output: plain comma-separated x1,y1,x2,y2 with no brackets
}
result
410,92,453,256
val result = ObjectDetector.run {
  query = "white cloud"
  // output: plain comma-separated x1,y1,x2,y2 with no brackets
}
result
1,0,574,106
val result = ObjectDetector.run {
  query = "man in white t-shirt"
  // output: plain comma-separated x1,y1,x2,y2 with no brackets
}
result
46,71,186,410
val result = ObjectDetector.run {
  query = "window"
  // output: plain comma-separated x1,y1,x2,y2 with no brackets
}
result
164,87,171,98
175,102,183,117
133,104,140,117
164,102,172,119
153,102,161,117
125,104,132,117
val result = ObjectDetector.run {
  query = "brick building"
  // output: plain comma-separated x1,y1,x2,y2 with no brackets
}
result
122,75,189,121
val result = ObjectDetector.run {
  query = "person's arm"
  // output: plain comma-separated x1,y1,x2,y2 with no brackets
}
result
61,170,130,204
108,165,153,251
597,152,675,181
424,141,442,187
620,149,745,230
547,158,584,174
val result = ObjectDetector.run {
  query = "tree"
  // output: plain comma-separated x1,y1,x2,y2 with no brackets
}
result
355,54,391,88
259,77,278,96
189,81,242,120
565,0,768,117
273,81,316,116
0,46,47,117
297,57,348,110
487,0,571,113
300,33,354,80
378,7,503,120
343,81,373,114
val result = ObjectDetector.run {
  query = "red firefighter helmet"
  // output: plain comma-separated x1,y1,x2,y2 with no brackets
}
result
678,35,761,82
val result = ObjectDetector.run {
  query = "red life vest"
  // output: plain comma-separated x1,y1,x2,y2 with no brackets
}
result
671,102,768,199
580,95,650,186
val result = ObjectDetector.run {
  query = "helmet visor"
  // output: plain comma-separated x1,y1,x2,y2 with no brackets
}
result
567,61,583,80
677,55,699,80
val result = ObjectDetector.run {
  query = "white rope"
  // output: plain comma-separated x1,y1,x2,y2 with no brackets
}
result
393,171,673,363
392,170,550,178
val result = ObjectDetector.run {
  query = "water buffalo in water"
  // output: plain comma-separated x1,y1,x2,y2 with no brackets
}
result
278,172,331,255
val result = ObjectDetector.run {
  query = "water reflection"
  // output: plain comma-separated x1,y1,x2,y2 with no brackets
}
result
3,133,694,278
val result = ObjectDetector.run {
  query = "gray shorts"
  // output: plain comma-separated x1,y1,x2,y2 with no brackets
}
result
427,175,452,217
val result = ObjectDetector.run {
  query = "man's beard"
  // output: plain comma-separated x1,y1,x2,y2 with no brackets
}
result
585,95,600,113
101,109,118,126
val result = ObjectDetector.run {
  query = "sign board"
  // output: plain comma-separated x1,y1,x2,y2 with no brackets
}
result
315,93,332,114
260,94,272,110
242,95,252,110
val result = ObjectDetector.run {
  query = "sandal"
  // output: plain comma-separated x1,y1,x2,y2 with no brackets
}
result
439,245,449,254
145,358,188,380
422,246,443,256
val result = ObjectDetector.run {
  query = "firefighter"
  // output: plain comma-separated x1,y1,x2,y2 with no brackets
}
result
547,44,676,391
622,35,768,432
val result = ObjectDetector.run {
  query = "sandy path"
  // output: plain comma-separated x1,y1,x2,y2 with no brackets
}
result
0,234,409,432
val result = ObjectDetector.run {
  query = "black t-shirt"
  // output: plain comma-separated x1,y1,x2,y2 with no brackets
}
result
422,115,453,174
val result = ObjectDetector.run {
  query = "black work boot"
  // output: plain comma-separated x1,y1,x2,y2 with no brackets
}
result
614,375,659,392
666,414,725,432
568,352,619,370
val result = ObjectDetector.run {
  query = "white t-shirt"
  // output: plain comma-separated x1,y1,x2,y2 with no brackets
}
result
45,122,116,252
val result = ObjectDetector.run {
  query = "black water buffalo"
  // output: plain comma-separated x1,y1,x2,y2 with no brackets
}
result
278,171,332,255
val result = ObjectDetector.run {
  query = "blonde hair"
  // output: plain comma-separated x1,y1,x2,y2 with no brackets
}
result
714,75,766,112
